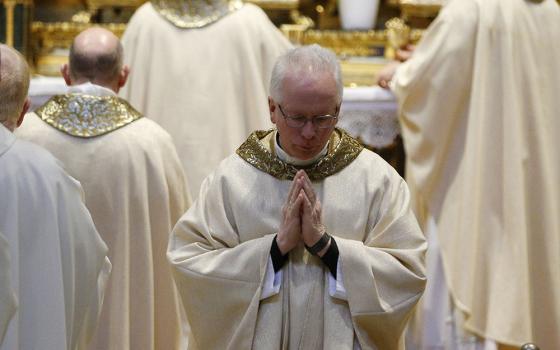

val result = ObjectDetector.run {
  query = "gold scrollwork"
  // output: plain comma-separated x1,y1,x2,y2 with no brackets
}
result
281,26,423,58
245,0,299,10
31,21,127,55
279,21,423,86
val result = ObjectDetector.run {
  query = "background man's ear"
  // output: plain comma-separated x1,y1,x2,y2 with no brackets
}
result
118,65,130,89
61,64,72,86
16,98,31,128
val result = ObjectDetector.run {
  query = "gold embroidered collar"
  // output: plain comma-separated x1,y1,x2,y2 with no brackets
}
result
236,128,364,181
151,0,243,29
35,94,143,138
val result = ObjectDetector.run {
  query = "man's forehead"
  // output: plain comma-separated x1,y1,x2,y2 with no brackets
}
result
284,69,333,85
285,70,334,89
281,72,337,102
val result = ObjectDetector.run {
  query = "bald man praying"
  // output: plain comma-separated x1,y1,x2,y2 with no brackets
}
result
17,28,192,350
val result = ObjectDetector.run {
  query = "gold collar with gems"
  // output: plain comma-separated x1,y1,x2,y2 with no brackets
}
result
35,94,143,138
236,128,364,181
151,0,243,29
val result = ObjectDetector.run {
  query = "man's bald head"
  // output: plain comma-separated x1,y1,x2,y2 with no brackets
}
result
68,27,124,88
0,44,30,130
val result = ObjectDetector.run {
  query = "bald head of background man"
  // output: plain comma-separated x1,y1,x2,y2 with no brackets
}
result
61,27,129,93
0,44,30,131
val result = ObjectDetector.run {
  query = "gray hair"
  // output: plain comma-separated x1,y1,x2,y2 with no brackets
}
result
0,45,30,125
269,44,343,103
69,40,123,84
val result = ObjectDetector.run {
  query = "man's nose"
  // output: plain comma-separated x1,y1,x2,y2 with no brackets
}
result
300,120,316,139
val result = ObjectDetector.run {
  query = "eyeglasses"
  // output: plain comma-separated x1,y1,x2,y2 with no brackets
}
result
277,104,339,129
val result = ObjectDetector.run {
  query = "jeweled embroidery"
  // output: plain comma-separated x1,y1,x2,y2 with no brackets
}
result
35,94,143,138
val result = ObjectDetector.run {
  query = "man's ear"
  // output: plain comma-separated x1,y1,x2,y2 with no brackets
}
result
268,97,277,124
61,64,72,86
118,65,129,89
16,98,31,128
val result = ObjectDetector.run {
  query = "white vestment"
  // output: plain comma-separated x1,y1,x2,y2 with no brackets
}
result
392,0,560,348
0,232,16,346
16,84,192,350
121,3,292,194
168,129,427,350
0,124,110,350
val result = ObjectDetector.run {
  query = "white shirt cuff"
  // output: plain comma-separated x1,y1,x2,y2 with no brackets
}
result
328,258,347,300
260,256,282,300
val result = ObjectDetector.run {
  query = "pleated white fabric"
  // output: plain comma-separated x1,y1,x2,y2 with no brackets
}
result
392,0,560,348
168,131,427,349
120,3,292,194
0,124,110,350
16,93,192,350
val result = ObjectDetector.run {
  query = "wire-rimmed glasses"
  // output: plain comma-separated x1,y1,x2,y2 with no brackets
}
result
277,104,339,129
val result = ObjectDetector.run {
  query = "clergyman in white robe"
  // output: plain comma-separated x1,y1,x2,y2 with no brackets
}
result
391,0,560,348
16,82,192,350
121,1,292,194
168,128,427,349
0,123,110,350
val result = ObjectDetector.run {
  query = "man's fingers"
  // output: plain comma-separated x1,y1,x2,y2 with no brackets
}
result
286,190,303,217
377,61,400,88
286,176,299,204
299,173,317,204
300,189,313,216
297,190,307,211
299,170,311,182
286,174,303,205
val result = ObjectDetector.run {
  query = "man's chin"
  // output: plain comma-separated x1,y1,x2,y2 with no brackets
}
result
293,147,320,160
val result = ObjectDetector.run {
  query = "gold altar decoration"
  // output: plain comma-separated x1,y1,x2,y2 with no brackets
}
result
30,21,127,75
247,0,298,10
84,0,142,15
398,0,442,21
31,21,127,54
27,0,432,85
29,0,311,75
246,0,313,28
385,17,410,59
282,22,422,86
71,0,142,23
282,26,421,57
70,0,311,26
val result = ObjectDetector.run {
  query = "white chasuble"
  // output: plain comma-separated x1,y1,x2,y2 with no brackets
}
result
392,0,560,348
16,89,192,350
0,124,110,350
120,3,292,194
168,128,427,349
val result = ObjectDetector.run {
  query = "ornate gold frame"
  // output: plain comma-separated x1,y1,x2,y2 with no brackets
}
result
246,0,299,10
398,0,442,21
73,0,306,24
30,21,127,75
31,21,127,55
27,1,434,85
281,20,423,86
282,23,422,58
